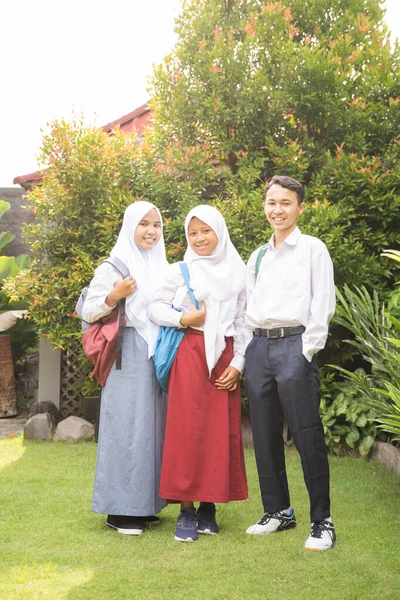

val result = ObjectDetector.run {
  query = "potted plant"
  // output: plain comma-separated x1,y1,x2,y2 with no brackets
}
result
0,200,30,417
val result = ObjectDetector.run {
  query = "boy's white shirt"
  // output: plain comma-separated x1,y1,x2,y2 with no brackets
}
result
245,227,335,362
148,262,247,374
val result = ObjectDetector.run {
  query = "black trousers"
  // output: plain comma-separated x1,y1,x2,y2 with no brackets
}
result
245,334,330,523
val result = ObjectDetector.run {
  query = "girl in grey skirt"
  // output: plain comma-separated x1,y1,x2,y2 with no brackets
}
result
82,201,168,535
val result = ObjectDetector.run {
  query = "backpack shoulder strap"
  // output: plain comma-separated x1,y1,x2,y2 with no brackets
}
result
103,256,130,279
255,244,269,281
101,256,129,371
179,262,200,310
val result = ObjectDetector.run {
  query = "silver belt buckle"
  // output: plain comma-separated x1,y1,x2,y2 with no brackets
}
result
279,327,285,338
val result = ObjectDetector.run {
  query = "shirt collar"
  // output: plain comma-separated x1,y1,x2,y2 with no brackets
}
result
269,226,301,249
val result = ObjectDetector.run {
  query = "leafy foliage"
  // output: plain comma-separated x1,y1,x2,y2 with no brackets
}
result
320,376,376,456
148,0,400,315
0,200,37,361
333,283,400,442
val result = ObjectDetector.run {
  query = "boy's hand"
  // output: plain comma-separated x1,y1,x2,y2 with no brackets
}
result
106,276,137,306
215,366,240,391
180,301,206,328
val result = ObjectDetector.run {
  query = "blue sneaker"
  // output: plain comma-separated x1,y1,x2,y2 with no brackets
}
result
174,507,198,542
197,502,219,535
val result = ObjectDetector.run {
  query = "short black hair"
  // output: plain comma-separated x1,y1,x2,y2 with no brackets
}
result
264,175,305,205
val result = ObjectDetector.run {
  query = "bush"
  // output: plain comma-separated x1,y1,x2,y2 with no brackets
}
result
333,284,400,443
0,200,37,362
320,375,377,456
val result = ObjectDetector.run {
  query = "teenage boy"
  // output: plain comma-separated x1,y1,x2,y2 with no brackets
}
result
244,175,336,551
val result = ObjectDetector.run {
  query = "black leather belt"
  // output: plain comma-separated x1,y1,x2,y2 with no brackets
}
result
253,326,305,339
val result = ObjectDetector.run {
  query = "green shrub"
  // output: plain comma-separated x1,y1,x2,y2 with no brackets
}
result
333,284,400,443
0,200,37,362
320,377,377,456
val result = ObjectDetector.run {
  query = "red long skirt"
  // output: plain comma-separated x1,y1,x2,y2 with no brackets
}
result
159,329,248,503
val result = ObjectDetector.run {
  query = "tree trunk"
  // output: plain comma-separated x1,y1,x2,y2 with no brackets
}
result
0,334,17,417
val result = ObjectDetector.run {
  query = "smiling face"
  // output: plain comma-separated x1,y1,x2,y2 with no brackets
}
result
263,184,304,238
134,208,162,250
187,217,218,256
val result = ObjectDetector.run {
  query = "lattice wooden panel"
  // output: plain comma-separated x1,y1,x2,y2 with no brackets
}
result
60,342,85,418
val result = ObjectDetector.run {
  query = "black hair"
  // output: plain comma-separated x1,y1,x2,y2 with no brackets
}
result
264,175,305,205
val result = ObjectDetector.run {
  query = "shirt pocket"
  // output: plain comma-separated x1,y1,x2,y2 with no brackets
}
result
274,261,309,298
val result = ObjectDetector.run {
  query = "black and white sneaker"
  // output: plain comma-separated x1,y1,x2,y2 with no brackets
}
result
304,519,336,551
106,515,143,535
246,509,296,535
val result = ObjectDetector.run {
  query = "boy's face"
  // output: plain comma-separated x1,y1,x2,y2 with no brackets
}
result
263,184,304,236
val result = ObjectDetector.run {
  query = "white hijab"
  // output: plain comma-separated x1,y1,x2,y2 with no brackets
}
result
110,201,168,357
183,205,246,375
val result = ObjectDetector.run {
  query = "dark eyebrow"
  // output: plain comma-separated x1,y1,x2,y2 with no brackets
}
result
266,197,294,202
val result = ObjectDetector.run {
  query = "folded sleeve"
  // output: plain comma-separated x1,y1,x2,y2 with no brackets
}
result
302,243,336,361
81,263,121,323
148,263,186,328
229,288,247,373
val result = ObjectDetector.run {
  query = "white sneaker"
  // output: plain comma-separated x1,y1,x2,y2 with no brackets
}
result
304,519,336,551
246,510,296,535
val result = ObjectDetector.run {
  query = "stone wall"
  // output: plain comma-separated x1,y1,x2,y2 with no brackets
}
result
0,187,34,257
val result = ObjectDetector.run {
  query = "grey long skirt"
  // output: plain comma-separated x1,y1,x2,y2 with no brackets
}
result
92,327,167,516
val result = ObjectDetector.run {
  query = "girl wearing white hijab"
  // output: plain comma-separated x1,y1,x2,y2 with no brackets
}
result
148,205,248,542
83,201,168,536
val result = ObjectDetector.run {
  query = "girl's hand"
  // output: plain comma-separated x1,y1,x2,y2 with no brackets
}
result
180,301,206,328
106,276,137,306
215,366,240,391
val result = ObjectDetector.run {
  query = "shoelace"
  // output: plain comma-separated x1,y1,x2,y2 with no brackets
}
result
311,521,333,539
259,511,285,525
179,510,196,527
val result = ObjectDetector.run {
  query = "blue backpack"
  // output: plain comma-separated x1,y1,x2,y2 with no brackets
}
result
154,262,199,392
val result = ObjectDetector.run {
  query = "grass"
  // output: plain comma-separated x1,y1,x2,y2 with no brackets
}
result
0,437,399,600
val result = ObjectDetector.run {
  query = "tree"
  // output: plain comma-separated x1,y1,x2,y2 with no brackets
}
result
148,0,400,290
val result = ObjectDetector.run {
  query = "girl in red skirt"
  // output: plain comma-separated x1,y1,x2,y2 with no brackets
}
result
148,205,248,542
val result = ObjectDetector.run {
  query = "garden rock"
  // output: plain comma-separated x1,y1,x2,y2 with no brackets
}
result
371,442,400,477
53,416,94,443
24,413,53,441
29,400,62,426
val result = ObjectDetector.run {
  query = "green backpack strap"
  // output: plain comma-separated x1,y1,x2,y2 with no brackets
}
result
255,244,269,280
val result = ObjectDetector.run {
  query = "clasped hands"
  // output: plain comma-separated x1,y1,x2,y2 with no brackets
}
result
180,302,240,391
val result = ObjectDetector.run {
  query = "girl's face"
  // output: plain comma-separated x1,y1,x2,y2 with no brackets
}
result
134,208,162,250
187,217,218,256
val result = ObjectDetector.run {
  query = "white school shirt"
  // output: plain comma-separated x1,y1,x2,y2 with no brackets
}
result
148,262,247,373
245,227,335,362
82,262,137,327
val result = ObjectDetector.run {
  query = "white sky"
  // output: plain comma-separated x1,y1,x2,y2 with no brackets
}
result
0,0,399,187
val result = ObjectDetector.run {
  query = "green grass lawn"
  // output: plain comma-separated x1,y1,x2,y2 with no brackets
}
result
0,437,399,600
